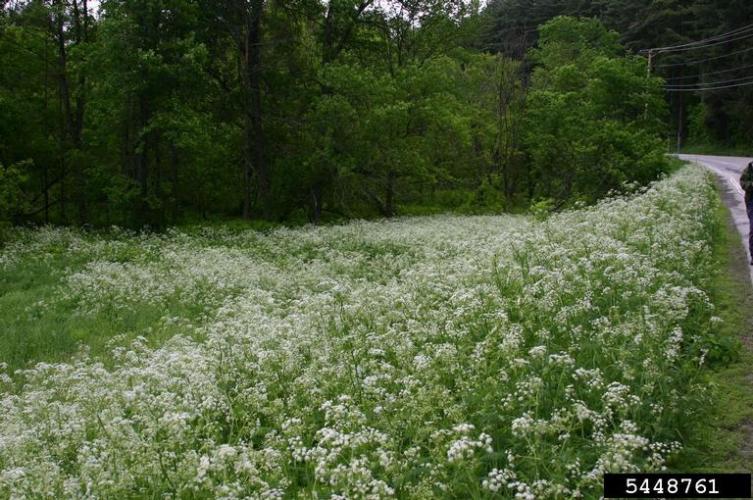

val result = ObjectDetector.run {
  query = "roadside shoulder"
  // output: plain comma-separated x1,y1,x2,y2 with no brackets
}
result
675,182,753,471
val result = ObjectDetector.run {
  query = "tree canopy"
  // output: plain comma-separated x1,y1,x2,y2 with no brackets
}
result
485,0,753,151
0,0,689,228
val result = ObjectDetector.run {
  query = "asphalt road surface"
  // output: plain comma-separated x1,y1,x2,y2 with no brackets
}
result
679,154,753,281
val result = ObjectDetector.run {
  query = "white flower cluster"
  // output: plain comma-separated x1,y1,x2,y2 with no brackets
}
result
0,166,721,497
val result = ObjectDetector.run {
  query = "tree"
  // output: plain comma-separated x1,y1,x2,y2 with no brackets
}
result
0,0,682,229
195,0,270,219
0,161,28,225
49,0,91,223
523,17,668,204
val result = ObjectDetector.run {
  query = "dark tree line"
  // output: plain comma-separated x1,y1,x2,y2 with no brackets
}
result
1,0,671,229
485,0,753,151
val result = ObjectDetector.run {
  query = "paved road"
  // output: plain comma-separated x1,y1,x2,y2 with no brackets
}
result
679,154,752,280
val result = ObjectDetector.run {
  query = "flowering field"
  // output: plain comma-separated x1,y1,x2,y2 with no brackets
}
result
0,166,727,498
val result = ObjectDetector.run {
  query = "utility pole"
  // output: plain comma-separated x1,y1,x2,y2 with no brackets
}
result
676,93,684,154
644,49,654,119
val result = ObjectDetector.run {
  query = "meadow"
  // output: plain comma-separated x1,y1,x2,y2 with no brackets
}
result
0,166,735,498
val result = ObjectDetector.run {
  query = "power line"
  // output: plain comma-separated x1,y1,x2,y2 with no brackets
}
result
643,22,753,53
661,23,753,50
654,29,753,53
665,82,753,91
655,45,753,68
664,62,753,82
664,75,753,88
665,78,753,92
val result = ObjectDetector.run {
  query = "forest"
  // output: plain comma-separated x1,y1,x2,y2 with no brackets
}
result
0,0,751,228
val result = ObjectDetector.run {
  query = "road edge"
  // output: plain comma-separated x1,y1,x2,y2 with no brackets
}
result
676,178,753,472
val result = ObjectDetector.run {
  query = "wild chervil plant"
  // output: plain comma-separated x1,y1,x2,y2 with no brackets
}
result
0,166,723,498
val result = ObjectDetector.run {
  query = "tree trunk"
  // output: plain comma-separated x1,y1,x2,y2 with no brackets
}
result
242,0,268,219
138,95,150,224
310,184,322,224
72,0,88,223
385,170,396,217
43,165,49,224
170,143,179,222
43,31,50,225
526,163,534,203
676,92,685,153
50,0,86,224
59,156,66,222
52,1,71,224
52,0,88,224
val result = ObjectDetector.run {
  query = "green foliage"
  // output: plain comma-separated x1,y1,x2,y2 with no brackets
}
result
528,197,555,221
1,0,524,226
523,17,670,204
530,16,621,69
0,161,27,224
484,0,753,153
687,103,714,147
0,2,674,227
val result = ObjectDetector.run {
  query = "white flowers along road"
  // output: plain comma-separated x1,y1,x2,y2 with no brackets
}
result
0,166,729,498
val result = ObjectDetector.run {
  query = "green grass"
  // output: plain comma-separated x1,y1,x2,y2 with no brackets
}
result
671,198,753,472
0,250,207,372
680,143,752,157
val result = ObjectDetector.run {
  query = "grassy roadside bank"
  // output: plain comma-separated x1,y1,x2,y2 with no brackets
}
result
672,190,753,472
680,145,751,158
